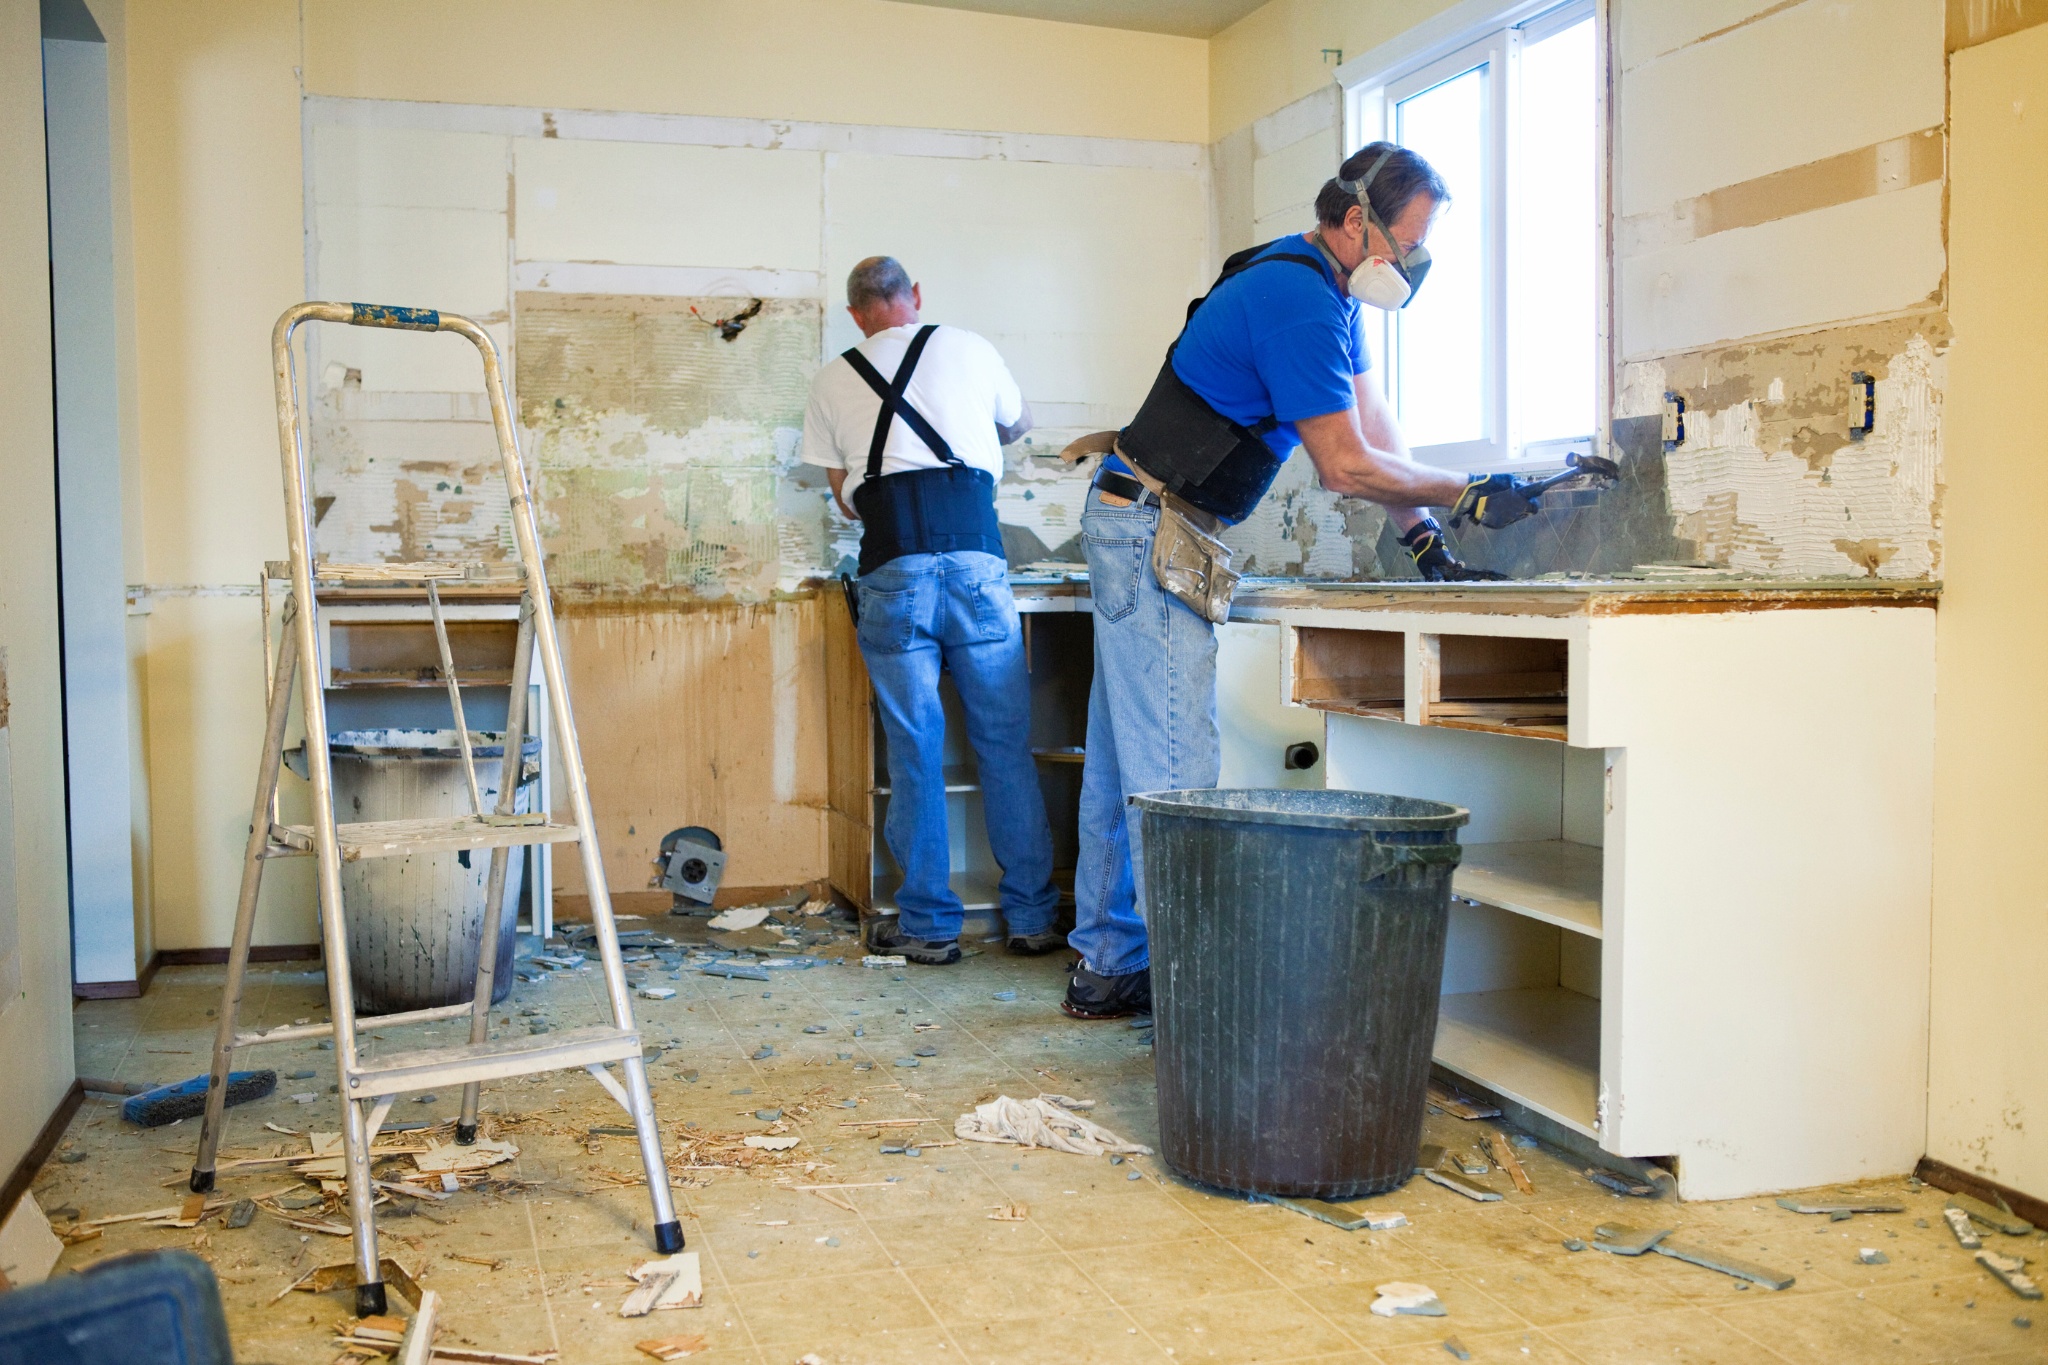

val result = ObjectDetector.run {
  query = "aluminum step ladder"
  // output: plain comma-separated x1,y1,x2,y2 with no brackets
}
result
187,302,681,1317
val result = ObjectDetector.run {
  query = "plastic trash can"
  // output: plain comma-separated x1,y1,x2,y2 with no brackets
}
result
1136,788,1468,1199
0,1250,234,1364
297,729,539,1013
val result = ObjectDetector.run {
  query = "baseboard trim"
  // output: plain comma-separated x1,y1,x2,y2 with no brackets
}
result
73,947,167,1001
154,945,322,967
1916,1156,2048,1230
0,1079,84,1226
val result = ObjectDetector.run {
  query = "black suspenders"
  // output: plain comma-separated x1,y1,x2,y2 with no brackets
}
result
840,324,962,479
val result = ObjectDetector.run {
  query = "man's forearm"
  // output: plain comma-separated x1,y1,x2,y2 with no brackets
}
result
1298,411,1466,507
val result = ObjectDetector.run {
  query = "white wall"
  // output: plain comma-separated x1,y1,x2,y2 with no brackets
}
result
302,98,1214,582
1,0,81,1194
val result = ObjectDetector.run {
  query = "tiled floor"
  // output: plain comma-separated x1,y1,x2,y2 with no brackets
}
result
35,928,2046,1364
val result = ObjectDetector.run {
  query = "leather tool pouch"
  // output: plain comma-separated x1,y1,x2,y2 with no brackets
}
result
1150,496,1240,626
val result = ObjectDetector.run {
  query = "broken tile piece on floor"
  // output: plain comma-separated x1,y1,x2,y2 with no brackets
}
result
1977,1250,2044,1300
1951,1193,2035,1237
1945,1206,1985,1249
1370,1281,1446,1317
1591,1224,1672,1256
622,1252,704,1316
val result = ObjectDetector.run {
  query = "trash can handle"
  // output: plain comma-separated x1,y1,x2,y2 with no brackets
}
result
1361,839,1463,885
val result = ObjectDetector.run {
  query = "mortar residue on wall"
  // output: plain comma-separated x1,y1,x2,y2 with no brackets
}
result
1617,312,1949,578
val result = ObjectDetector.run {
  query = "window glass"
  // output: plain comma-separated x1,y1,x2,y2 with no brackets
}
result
1392,64,1487,449
1511,15,1597,447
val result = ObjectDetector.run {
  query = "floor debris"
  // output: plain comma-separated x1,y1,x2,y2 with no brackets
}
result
1945,1205,1986,1249
1949,1192,2036,1237
1859,1248,1889,1264
398,1287,439,1365
1423,1168,1502,1202
1591,1223,1670,1256
987,1203,1029,1221
1776,1197,1904,1216
1371,1281,1447,1317
705,907,771,931
1585,1167,1658,1197
1426,1082,1500,1120
954,1095,1152,1156
1249,1192,1408,1231
743,1135,801,1151
622,1252,703,1316
413,1137,518,1175
1487,1131,1534,1194
0,1195,62,1286
1977,1250,2044,1300
862,955,907,968
1442,1338,1472,1361
1654,1237,1796,1291
635,1335,707,1360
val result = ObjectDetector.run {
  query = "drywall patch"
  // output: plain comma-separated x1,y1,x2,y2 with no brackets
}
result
1629,314,1949,578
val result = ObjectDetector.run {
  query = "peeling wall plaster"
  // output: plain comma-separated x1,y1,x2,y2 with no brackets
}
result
1618,314,1949,579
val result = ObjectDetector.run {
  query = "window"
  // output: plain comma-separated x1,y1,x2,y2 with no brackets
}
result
1344,1,1599,473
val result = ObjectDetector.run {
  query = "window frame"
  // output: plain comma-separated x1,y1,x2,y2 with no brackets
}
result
1342,0,1603,476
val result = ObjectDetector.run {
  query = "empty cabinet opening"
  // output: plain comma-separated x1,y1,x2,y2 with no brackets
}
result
1293,627,1403,717
1424,634,1568,739
1437,899,1601,1137
329,619,519,686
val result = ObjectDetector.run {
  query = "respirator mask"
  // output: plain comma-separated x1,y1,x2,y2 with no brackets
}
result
1327,148,1432,311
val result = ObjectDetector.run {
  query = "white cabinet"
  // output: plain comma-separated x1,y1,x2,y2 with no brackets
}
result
1234,583,1937,1201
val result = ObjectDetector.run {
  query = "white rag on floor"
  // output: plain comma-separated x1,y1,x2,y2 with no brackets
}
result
954,1094,1153,1156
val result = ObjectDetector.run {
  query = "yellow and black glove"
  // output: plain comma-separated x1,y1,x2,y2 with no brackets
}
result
1400,518,1506,582
1451,473,1542,529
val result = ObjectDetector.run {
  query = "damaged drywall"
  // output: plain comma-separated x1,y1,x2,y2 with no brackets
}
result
516,294,826,600
309,384,516,565
1617,313,1949,579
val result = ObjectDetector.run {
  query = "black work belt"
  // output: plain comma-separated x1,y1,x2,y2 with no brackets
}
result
1093,469,1160,508
853,465,1005,575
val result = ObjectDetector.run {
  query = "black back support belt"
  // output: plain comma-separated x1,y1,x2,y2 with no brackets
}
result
841,324,1005,575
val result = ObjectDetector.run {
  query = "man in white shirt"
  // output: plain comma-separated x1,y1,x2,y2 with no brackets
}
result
802,257,1060,965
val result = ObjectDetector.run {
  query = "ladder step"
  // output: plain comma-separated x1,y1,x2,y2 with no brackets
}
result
347,1024,640,1098
269,559,526,586
269,815,581,862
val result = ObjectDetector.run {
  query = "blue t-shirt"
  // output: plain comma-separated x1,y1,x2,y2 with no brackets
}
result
1173,237,1370,455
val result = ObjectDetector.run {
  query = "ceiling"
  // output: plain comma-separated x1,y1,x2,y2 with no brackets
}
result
888,0,1268,39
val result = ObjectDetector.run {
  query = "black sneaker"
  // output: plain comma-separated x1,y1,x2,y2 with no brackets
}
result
1061,964,1151,1019
867,919,961,966
1006,929,1066,956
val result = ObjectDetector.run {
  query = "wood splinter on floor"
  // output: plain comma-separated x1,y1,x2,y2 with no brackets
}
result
986,1202,1028,1221
1486,1131,1534,1194
635,1335,707,1361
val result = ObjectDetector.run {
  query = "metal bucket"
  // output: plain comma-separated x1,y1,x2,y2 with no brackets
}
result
322,729,539,1014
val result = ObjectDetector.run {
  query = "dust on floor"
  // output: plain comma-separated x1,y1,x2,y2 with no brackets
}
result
35,929,2045,1365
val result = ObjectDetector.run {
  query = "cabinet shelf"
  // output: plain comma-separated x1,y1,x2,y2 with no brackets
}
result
871,763,979,797
872,870,1002,914
1435,986,1599,1137
1454,841,1602,937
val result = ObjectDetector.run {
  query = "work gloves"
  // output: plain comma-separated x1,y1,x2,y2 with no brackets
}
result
1400,518,1505,583
1451,473,1543,529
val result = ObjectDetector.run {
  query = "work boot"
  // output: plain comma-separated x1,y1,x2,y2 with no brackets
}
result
1061,963,1151,1019
867,919,961,966
1006,929,1066,956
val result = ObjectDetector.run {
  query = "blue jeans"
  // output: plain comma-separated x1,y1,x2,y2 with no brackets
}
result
1071,488,1220,978
858,551,1057,943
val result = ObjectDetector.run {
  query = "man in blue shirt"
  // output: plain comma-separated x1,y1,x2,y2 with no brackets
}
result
1062,142,1545,1018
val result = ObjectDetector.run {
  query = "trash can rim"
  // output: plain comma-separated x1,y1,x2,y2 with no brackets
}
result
1130,787,1469,832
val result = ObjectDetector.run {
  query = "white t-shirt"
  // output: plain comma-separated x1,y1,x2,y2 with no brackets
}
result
800,324,1024,503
